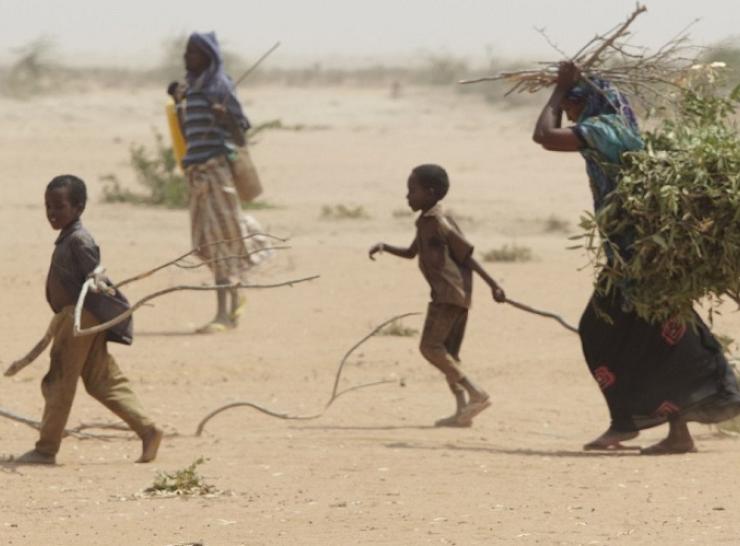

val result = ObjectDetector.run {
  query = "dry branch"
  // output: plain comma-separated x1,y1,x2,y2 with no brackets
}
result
0,406,120,440
116,233,284,288
459,3,698,108
195,312,422,435
73,275,320,337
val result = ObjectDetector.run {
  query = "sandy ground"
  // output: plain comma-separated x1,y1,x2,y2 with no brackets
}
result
1,84,739,546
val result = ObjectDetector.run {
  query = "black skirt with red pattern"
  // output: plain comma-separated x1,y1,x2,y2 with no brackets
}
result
579,290,740,432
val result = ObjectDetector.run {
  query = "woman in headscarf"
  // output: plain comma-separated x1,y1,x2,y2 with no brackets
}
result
171,32,267,333
533,62,740,454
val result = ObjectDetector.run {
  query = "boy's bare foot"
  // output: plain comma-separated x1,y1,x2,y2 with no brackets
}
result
457,395,491,423
583,429,639,451
434,414,473,428
14,449,56,465
136,426,163,463
640,437,697,455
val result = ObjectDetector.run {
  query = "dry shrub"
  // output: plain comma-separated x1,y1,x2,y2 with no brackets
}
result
483,244,533,263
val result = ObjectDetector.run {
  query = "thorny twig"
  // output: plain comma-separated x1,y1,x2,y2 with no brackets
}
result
0,406,121,440
74,275,320,337
458,4,702,109
195,312,421,434
116,233,284,288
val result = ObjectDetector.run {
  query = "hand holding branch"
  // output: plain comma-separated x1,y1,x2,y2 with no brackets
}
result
368,243,384,261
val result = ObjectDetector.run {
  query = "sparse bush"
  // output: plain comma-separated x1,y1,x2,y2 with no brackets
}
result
543,214,570,233
101,129,187,208
482,244,533,263
102,122,287,208
4,37,59,97
320,204,370,220
144,457,216,497
378,320,418,337
392,208,413,219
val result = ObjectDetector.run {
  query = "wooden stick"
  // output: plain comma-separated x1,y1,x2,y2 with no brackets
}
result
73,275,320,337
580,4,648,69
3,313,65,377
195,312,421,435
116,233,285,288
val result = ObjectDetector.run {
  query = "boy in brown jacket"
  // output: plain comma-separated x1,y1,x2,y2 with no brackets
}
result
369,164,505,427
7,175,162,464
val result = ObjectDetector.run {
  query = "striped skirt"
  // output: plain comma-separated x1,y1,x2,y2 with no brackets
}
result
186,154,270,281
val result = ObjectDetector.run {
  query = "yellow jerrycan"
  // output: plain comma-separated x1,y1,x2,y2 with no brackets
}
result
165,99,187,169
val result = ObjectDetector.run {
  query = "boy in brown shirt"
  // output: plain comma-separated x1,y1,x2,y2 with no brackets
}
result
6,175,162,464
369,164,505,427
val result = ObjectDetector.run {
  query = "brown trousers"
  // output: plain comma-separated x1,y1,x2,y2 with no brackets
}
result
419,302,469,387
36,307,154,456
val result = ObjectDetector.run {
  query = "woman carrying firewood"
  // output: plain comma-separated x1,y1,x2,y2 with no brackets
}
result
533,61,740,454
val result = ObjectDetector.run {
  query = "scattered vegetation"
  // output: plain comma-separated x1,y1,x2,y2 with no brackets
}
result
377,320,418,337
320,204,371,220
101,120,284,208
543,214,570,234
482,244,533,263
392,208,413,219
144,457,217,497
101,129,187,208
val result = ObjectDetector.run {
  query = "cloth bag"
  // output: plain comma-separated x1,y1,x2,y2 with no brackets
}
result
228,146,263,202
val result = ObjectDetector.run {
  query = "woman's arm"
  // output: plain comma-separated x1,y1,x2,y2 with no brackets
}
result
532,62,584,152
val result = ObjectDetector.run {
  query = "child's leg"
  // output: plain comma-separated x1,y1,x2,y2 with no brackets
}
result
442,309,488,405
35,308,96,457
81,334,162,462
420,303,489,426
420,303,467,389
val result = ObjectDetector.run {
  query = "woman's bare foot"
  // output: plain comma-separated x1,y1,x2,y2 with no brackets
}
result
583,428,639,451
640,438,697,455
641,420,696,455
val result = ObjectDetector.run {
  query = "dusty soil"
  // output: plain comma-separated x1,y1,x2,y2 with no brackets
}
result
1,85,739,545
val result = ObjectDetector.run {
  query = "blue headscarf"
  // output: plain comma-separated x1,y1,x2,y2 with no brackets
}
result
186,32,249,131
568,78,643,212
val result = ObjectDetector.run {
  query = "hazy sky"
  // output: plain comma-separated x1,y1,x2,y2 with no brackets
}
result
1,0,738,67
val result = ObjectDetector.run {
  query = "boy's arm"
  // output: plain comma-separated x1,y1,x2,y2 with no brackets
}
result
466,255,506,302
369,238,418,260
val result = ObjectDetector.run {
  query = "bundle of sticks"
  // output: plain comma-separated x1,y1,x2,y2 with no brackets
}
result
460,4,700,106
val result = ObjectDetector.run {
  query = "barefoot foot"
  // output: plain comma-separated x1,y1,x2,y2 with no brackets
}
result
13,449,56,465
457,396,491,423
136,426,163,463
640,437,697,455
583,429,640,451
434,413,473,428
